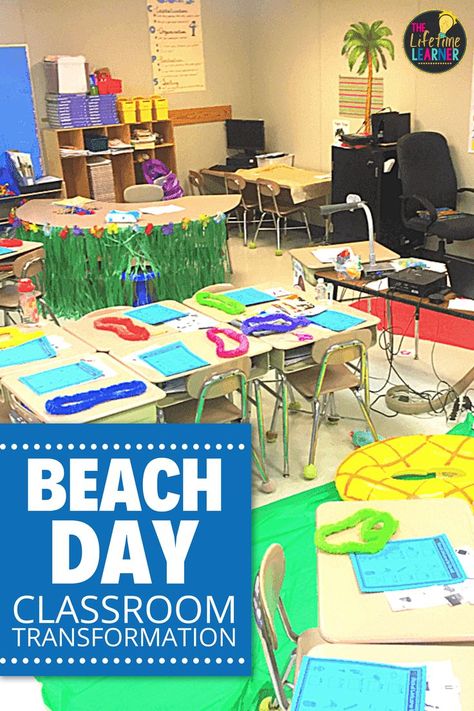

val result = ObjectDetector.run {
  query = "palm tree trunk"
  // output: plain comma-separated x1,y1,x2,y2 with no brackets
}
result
364,51,373,133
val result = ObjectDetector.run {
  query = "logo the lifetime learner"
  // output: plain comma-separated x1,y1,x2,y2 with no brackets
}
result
404,10,466,73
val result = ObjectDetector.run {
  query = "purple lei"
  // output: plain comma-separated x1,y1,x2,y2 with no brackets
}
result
241,312,310,335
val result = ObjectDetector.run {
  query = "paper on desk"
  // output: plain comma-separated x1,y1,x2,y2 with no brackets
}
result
407,661,461,711
448,298,474,311
166,313,217,332
312,246,354,263
140,205,185,215
386,545,474,611
390,258,447,273
366,277,389,291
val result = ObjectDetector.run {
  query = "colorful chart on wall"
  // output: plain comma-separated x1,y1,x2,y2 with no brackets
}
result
0,45,43,189
339,75,384,117
147,0,206,93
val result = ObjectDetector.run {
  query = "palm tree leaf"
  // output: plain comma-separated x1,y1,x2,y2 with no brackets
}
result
374,27,393,39
377,38,395,60
356,54,368,75
371,20,384,32
376,46,388,70
371,50,380,72
347,44,365,70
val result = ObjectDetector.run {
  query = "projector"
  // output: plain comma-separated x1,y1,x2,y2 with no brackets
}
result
388,268,447,297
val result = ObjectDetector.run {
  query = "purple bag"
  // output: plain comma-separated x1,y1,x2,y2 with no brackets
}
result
141,159,184,200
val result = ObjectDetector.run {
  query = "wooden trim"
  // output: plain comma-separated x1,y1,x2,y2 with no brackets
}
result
169,105,232,126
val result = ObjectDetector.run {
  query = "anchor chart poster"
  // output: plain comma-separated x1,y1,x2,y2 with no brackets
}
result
147,0,207,93
0,424,251,676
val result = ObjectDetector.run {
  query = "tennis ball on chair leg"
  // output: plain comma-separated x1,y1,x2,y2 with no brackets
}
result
275,249,283,256
266,430,278,443
303,463,317,480
260,479,276,494
259,698,273,711
248,241,257,249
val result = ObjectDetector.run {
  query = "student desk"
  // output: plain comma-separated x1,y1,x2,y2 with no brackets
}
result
316,499,474,644
306,643,474,709
2,353,164,424
0,239,44,261
186,283,379,476
289,241,400,280
62,301,209,353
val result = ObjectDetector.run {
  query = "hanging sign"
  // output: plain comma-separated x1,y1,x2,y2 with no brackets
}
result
404,10,467,72
0,424,251,676
147,0,206,93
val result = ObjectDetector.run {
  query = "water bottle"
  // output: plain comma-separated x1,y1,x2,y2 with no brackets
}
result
315,278,326,302
18,278,39,324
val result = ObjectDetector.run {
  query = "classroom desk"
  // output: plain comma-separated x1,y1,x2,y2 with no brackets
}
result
316,499,474,644
290,241,474,359
62,301,214,353
0,239,44,261
16,195,240,229
14,196,240,319
0,323,91,379
186,283,380,476
306,643,474,709
290,241,400,276
203,166,331,205
2,352,164,424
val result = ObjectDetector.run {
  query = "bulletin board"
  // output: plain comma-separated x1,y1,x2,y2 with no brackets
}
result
0,45,43,189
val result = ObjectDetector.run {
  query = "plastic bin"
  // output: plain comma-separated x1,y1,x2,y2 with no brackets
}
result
117,98,137,123
256,153,295,168
152,96,169,120
84,134,109,152
134,97,153,122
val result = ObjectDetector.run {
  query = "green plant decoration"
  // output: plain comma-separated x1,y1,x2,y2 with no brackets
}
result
342,20,395,131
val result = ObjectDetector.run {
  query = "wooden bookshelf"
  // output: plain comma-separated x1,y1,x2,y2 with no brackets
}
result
42,120,177,200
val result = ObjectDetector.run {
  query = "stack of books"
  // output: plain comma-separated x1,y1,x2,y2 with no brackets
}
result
46,94,119,128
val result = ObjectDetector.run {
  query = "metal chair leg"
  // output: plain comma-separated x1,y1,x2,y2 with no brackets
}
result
276,216,282,253
327,391,340,424
304,398,321,480
243,208,248,246
301,210,312,243
253,380,266,464
38,297,60,326
352,389,378,441
281,373,290,477
253,212,266,245
266,379,282,443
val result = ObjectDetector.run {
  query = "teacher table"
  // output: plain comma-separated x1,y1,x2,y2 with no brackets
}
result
305,643,474,709
316,499,474,644
2,352,164,424
14,195,240,319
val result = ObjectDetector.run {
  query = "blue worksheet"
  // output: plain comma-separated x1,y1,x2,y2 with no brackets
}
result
0,337,56,368
292,657,426,711
19,361,104,395
124,303,187,325
351,534,467,592
0,247,14,255
307,309,365,331
225,287,278,307
138,341,209,377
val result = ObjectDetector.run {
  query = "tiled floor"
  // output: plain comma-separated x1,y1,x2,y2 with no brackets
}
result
225,228,473,508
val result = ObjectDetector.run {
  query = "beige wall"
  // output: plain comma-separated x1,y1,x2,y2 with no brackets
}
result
5,0,253,187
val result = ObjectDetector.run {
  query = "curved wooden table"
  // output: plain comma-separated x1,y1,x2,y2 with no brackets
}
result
16,194,240,228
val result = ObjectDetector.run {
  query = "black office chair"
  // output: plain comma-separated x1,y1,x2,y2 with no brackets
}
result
397,131,474,256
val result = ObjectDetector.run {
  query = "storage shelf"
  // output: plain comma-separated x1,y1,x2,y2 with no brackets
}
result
43,119,177,200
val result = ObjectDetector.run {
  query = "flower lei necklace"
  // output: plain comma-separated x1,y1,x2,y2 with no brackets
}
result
195,291,245,315
241,313,310,335
94,316,150,342
45,380,147,415
206,327,249,358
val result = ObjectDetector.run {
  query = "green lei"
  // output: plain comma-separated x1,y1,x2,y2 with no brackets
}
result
315,508,399,554
196,291,246,315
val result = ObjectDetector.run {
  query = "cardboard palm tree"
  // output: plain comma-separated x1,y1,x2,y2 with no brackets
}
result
342,20,394,132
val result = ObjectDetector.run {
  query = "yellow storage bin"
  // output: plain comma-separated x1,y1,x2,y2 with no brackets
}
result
134,96,153,122
152,96,169,120
117,98,137,123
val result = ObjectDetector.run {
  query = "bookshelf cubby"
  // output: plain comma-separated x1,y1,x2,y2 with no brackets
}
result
43,120,177,201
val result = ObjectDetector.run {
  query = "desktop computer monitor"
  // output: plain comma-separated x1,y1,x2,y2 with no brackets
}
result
225,119,265,153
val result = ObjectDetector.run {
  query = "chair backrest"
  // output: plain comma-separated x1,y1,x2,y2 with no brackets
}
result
187,357,251,401
256,178,281,214
123,184,164,203
13,248,45,279
257,543,286,651
195,282,234,295
397,132,458,214
311,328,373,366
188,170,204,195
225,173,258,209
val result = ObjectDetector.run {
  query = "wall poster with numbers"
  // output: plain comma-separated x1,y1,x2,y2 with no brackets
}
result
147,0,206,94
